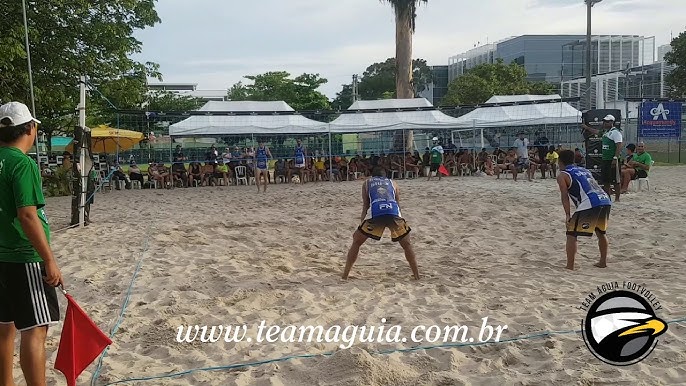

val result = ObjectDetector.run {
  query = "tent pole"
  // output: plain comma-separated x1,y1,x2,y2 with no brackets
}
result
402,129,406,178
328,130,333,183
78,76,87,228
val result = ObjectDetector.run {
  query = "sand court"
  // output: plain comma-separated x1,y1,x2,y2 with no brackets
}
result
22,165,686,385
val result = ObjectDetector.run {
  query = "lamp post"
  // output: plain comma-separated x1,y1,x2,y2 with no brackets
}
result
585,0,602,110
22,0,40,159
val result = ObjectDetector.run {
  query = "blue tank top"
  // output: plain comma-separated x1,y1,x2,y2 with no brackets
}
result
295,145,305,164
366,177,401,219
563,165,611,212
256,146,268,169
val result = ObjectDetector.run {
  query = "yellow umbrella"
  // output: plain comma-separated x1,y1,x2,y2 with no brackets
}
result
69,125,144,154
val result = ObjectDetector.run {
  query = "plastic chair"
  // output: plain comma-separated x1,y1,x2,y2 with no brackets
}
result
234,166,248,185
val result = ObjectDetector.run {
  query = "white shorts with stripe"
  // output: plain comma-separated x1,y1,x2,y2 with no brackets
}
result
0,261,60,330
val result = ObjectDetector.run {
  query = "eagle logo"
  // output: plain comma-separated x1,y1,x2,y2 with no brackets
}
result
582,290,667,366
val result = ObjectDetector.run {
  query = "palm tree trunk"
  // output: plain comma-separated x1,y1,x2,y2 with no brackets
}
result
394,10,414,154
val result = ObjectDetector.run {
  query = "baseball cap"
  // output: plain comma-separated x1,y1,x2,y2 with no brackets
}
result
432,137,439,141
602,114,615,122
0,102,41,127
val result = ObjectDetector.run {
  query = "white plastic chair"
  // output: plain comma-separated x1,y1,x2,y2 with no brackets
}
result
631,160,654,192
234,166,248,185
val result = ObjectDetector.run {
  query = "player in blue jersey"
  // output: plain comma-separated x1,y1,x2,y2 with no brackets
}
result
254,140,272,193
342,167,419,280
292,138,307,182
557,150,612,270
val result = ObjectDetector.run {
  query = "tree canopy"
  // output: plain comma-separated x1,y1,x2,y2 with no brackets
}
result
228,71,330,111
441,59,556,106
332,58,432,109
0,1,161,144
665,30,686,97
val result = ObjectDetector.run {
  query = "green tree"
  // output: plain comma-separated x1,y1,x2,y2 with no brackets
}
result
441,59,557,106
0,0,161,153
333,58,432,109
382,0,428,151
665,30,686,97
228,71,330,111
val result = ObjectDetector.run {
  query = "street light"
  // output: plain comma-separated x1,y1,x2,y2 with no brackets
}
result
22,0,40,159
585,0,602,110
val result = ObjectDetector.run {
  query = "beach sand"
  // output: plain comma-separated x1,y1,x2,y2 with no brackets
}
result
12,165,686,385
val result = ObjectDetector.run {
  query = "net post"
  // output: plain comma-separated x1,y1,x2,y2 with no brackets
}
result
78,76,87,228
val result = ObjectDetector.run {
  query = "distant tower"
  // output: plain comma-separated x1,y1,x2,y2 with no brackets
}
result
352,74,360,102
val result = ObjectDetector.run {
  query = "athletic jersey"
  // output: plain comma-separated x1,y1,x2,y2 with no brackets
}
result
295,145,305,166
562,165,611,213
0,147,50,263
365,177,402,220
256,146,268,169
601,129,622,160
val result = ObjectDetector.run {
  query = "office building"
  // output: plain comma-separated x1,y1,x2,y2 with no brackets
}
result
561,35,656,81
448,34,656,88
658,44,672,62
561,61,675,112
419,65,449,106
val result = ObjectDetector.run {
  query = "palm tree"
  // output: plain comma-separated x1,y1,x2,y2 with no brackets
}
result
382,0,428,153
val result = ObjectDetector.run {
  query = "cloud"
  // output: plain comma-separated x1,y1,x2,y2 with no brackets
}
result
133,0,686,98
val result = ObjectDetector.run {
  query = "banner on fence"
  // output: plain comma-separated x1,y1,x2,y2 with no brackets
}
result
639,102,682,138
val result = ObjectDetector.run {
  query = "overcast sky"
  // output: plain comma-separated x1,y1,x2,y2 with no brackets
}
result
133,0,685,98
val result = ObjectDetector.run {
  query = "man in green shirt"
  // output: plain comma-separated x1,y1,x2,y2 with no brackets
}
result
427,137,444,181
620,142,653,193
0,102,63,386
581,114,622,201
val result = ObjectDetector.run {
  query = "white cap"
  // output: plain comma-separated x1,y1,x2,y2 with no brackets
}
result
603,114,615,122
0,102,41,128
432,137,439,141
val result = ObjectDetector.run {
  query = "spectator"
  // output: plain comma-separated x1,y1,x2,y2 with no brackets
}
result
534,131,550,164
574,148,585,166
128,162,144,186
427,137,444,181
188,162,203,187
620,142,652,193
545,146,559,177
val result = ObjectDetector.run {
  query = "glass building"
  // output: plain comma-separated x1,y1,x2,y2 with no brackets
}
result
561,35,656,81
419,65,449,106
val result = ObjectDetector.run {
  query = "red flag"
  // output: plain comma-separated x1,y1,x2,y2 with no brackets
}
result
438,164,450,176
55,293,112,386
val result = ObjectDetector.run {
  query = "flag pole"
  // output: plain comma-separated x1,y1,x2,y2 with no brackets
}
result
22,0,40,159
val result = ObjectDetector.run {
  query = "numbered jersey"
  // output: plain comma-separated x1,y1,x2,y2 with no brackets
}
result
256,146,268,169
563,165,612,212
366,177,402,219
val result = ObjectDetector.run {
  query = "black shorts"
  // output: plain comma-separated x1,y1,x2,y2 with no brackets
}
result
430,163,440,172
0,262,60,331
566,205,611,237
600,160,618,184
358,216,411,242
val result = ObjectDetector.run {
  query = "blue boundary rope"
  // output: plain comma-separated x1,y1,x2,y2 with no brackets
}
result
90,223,153,386
98,317,686,385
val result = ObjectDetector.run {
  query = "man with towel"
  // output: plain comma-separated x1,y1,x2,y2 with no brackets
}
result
342,167,419,280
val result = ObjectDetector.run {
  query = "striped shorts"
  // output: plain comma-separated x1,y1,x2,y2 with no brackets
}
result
0,262,60,331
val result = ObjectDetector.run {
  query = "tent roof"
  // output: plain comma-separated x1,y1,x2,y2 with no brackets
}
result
454,95,582,128
198,100,294,112
349,98,433,109
486,94,563,103
330,98,470,133
169,101,327,136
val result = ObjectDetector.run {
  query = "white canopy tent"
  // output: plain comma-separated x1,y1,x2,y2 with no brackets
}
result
168,101,329,137
453,95,582,128
329,98,472,133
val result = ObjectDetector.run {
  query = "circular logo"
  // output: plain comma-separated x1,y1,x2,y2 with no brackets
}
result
582,290,667,366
